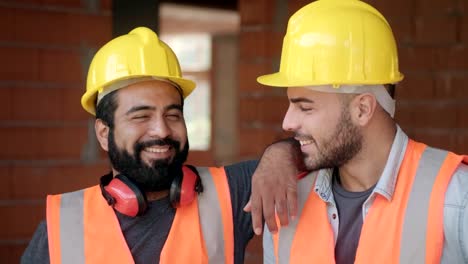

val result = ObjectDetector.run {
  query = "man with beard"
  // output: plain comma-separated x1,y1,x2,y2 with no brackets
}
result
249,1,468,263
21,27,300,264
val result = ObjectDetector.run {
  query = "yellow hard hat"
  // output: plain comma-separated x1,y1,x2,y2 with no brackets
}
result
257,0,404,87
81,27,196,115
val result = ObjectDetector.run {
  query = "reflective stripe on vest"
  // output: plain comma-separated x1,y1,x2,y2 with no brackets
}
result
273,172,317,264
197,167,234,263
47,166,233,264
271,140,465,264
400,147,448,262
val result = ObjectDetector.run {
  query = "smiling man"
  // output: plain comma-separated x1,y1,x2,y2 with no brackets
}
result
21,27,299,264
253,0,468,263
100,81,190,202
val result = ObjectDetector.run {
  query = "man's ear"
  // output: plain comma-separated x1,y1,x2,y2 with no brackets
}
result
95,119,110,151
351,93,377,126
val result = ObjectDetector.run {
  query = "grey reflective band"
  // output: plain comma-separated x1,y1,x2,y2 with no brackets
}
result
59,189,85,264
196,167,226,263
276,172,317,264
400,147,448,263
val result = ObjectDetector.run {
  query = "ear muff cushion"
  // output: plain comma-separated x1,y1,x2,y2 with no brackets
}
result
169,172,183,208
170,165,199,208
104,175,147,217
179,166,198,206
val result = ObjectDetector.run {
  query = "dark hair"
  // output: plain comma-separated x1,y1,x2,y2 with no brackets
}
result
176,87,185,109
170,83,185,110
384,84,396,99
95,90,119,128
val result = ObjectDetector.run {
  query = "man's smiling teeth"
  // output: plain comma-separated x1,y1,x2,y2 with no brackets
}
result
299,140,313,146
145,146,170,153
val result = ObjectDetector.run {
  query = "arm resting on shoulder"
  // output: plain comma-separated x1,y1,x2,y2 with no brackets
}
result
245,138,305,235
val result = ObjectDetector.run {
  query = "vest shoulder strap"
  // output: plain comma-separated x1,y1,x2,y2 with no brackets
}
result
47,186,133,264
400,144,464,263
196,166,234,264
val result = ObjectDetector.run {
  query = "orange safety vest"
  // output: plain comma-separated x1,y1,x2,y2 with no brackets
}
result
271,140,468,264
46,167,233,264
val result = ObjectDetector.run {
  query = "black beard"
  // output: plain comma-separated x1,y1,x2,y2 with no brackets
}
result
301,106,362,171
107,129,189,192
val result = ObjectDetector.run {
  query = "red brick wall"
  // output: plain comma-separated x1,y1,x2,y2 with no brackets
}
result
238,0,468,262
2,0,467,262
238,0,290,262
368,0,468,153
0,0,111,262
237,0,291,162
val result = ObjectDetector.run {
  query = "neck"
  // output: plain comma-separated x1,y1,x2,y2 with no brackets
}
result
146,190,170,201
111,168,171,201
338,122,397,192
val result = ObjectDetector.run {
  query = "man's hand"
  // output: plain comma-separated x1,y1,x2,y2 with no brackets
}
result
244,138,304,235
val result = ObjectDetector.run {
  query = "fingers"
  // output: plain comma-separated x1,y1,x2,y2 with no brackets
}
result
263,197,278,235
250,193,264,235
243,199,252,212
275,193,289,227
286,185,298,220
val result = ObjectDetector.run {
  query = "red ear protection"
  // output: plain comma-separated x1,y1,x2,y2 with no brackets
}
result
104,174,147,217
100,165,202,217
169,165,202,208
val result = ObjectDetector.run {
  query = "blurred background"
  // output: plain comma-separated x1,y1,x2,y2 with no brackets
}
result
1,0,467,263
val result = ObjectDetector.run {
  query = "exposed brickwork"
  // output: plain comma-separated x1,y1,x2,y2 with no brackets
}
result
415,0,458,15
0,86,87,121
239,29,283,59
0,202,46,261
5,164,108,200
238,0,273,25
238,60,272,93
0,244,26,264
437,74,468,99
0,7,111,47
239,95,288,124
396,72,436,100
414,16,458,45
0,126,90,160
0,0,111,262
366,0,415,17
0,204,45,240
238,127,289,157
399,46,439,71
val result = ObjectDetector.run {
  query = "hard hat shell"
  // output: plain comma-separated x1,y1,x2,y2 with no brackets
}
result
257,0,404,87
81,27,196,115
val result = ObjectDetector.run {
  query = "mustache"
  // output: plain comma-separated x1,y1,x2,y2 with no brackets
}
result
295,133,315,142
135,138,181,152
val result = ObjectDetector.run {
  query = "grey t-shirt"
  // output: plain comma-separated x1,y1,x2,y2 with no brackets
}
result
21,161,258,264
333,169,374,264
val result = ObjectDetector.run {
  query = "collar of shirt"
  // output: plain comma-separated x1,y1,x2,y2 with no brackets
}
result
313,125,409,202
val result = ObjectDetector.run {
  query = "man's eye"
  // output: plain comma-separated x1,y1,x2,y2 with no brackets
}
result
133,115,149,120
299,106,312,112
167,114,181,121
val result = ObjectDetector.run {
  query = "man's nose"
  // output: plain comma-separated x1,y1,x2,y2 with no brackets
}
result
147,117,171,139
282,106,300,132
